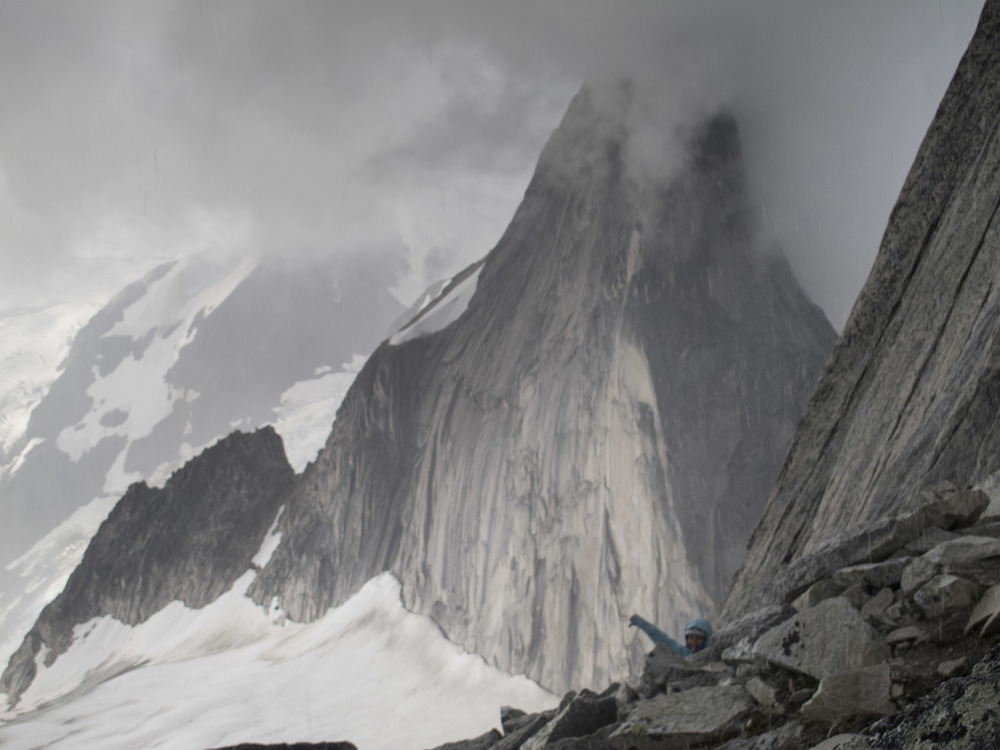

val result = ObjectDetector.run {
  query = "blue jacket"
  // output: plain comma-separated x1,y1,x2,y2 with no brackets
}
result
631,615,712,657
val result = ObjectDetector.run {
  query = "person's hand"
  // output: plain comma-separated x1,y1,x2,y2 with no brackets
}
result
629,614,638,627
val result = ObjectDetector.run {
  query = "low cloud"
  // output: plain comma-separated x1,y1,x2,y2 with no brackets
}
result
0,1,985,324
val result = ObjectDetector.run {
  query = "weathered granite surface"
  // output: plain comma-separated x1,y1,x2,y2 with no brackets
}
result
724,0,1000,620
248,83,835,693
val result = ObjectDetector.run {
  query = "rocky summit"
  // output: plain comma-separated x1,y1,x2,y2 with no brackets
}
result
247,82,834,693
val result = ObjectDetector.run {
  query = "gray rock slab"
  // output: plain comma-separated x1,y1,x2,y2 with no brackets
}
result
709,605,795,657
792,578,846,611
901,556,941,595
753,597,889,680
745,676,778,708
904,527,961,554
860,588,895,622
834,558,911,591
608,685,751,750
924,535,1000,565
920,487,990,530
912,574,979,619
800,664,895,722
886,625,929,646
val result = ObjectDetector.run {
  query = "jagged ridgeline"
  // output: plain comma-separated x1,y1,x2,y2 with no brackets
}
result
723,0,1000,622
248,84,835,692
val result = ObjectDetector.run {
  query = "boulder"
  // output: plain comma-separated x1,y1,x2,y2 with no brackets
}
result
900,556,941,596
608,685,751,750
545,688,619,745
834,558,910,591
800,664,895,723
903,527,960,555
744,677,778,709
965,582,1000,636
860,588,895,622
937,657,969,679
792,579,846,611
886,625,929,647
494,712,554,750
912,574,979,619
919,487,990,530
924,535,1000,565
709,605,796,656
754,597,889,680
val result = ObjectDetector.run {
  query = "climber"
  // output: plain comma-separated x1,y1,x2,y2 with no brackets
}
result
629,614,712,657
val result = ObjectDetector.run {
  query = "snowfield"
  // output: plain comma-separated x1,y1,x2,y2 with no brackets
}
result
0,569,556,750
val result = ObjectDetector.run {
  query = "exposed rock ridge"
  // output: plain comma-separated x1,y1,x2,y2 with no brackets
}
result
724,0,1000,620
0,426,293,705
249,83,835,692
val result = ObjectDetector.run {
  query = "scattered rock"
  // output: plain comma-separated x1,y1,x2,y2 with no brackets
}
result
924,535,1000,565
860,588,895,622
608,685,751,750
903,527,960,554
965,582,1000,635
936,656,969,678
834,558,910,591
900,556,941,595
744,677,777,709
754,597,889,680
886,626,929,647
920,487,990,530
912,574,979,619
792,579,846,611
710,605,796,656
800,664,895,723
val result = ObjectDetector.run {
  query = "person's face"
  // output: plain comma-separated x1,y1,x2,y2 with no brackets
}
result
685,633,706,652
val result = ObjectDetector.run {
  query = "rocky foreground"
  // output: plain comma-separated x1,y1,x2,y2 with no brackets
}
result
210,485,1000,750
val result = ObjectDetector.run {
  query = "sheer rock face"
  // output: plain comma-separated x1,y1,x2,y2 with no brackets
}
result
723,0,1000,620
0,427,293,705
249,84,835,693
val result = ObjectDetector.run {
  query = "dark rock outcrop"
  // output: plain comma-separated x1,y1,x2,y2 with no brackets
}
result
0,427,293,705
248,82,834,693
724,0,1000,620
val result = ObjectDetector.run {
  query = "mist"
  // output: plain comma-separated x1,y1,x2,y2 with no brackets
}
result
0,1,985,327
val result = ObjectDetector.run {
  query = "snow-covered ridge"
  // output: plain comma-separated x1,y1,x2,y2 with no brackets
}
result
0,570,556,750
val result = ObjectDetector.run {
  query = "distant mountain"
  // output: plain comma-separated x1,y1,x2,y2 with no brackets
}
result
723,0,1000,619
248,84,835,693
0,252,403,665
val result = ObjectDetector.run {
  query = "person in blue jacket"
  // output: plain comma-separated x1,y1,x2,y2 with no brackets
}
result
629,614,712,656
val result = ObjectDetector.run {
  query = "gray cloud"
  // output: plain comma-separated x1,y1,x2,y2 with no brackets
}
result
0,1,985,326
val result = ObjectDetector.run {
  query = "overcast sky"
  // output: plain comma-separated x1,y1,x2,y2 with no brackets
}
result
0,1,986,329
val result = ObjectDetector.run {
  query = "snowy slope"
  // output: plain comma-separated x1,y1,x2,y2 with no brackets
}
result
0,302,99,456
0,560,555,750
0,251,402,672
